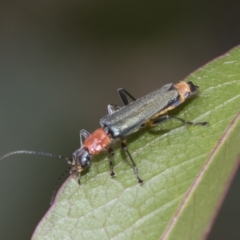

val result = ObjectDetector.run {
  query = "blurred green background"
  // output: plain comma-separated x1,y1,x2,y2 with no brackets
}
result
0,1,239,239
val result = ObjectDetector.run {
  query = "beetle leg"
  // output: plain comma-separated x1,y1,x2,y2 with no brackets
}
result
50,167,71,205
121,140,143,184
108,147,116,177
107,104,122,114
69,166,82,184
149,115,208,126
77,173,81,185
79,129,90,147
118,88,136,105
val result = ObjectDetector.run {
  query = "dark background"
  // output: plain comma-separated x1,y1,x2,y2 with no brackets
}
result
0,1,239,239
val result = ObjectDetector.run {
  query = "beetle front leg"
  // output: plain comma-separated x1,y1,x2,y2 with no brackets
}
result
108,147,116,177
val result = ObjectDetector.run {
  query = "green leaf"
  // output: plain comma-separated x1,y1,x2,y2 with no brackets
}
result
32,46,240,240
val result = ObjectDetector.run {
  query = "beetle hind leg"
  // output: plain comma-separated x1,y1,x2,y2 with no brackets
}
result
149,115,208,126
170,116,208,126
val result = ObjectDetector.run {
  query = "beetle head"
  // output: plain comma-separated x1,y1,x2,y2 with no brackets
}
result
70,147,92,174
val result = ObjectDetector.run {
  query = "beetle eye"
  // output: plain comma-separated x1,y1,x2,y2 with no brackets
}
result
80,154,91,168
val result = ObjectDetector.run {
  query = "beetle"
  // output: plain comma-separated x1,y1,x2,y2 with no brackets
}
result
0,81,208,184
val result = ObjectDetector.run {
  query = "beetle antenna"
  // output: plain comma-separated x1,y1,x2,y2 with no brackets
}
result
0,150,73,164
50,166,71,205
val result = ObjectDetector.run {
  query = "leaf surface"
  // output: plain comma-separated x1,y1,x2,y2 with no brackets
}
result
32,46,240,240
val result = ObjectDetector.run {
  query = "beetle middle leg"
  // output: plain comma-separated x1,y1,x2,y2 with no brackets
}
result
107,88,137,115
107,104,122,114
149,115,208,126
121,139,143,184
107,88,137,114
118,88,136,105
